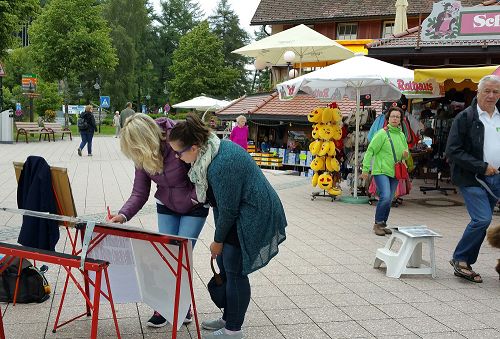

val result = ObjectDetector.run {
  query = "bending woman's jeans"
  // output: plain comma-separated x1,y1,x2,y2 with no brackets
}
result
157,212,206,248
373,174,399,224
217,243,250,332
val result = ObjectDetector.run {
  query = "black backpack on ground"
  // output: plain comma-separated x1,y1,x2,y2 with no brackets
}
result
0,257,51,303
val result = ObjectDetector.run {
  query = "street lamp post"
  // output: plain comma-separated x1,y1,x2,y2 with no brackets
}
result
77,84,83,105
94,77,101,133
163,85,170,115
58,79,70,127
28,81,35,123
145,94,151,113
284,50,296,80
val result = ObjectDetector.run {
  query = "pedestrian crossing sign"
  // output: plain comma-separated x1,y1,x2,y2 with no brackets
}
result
100,96,110,108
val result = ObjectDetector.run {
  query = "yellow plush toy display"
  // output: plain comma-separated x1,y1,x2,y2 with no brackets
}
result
309,140,322,155
327,141,336,156
309,103,343,197
310,157,325,171
318,141,329,156
321,108,334,123
311,124,320,139
311,172,319,187
307,108,323,123
317,173,333,190
331,108,342,123
319,124,334,140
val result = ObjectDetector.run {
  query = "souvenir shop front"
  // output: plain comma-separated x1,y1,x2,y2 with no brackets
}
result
403,66,499,194
215,92,319,171
365,0,500,199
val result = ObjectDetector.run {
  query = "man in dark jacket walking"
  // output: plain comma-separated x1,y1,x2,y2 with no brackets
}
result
120,102,135,128
77,105,98,156
446,75,500,283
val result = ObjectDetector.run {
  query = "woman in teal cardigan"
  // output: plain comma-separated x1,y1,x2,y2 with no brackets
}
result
361,107,408,236
169,114,287,339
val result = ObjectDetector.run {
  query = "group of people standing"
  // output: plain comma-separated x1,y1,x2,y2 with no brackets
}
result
105,111,286,339
361,74,500,283
72,73,498,337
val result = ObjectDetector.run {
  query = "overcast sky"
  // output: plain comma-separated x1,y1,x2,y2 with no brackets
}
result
151,0,262,35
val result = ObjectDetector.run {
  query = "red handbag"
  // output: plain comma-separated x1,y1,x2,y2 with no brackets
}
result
394,162,409,180
385,130,409,180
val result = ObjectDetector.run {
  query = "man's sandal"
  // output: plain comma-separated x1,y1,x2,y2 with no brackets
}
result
449,259,483,283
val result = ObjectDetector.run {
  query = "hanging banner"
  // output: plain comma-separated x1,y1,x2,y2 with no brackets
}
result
421,1,500,41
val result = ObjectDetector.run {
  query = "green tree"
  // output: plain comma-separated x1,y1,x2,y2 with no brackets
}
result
102,0,151,111
155,0,202,92
35,80,63,118
0,0,40,58
208,0,250,97
29,0,118,84
252,26,272,93
169,21,239,102
2,46,36,89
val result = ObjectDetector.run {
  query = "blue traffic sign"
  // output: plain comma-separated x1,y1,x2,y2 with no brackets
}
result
100,96,110,108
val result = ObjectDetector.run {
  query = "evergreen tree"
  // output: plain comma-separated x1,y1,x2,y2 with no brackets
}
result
103,0,151,110
155,0,202,93
208,0,250,98
252,25,272,93
169,21,239,102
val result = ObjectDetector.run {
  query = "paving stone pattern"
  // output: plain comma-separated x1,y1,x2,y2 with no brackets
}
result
0,137,498,338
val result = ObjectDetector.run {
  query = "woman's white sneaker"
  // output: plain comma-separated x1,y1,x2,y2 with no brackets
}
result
201,318,226,331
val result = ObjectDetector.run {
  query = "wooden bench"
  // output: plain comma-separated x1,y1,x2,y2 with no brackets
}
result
43,122,72,141
14,122,52,143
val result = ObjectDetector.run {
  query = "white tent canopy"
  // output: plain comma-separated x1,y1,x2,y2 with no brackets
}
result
232,24,354,71
172,96,230,111
276,53,414,199
277,53,414,102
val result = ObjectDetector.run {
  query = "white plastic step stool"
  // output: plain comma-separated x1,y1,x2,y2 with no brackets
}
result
373,227,440,278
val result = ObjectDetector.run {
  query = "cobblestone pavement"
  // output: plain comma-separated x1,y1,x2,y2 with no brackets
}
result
0,137,499,338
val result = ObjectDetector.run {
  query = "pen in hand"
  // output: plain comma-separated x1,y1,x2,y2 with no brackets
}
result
106,206,112,221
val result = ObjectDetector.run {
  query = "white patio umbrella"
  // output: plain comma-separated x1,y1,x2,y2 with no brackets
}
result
276,53,414,200
172,95,231,122
394,0,409,35
233,24,354,75
172,96,230,111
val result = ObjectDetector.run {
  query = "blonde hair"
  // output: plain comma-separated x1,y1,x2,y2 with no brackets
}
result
85,105,93,112
120,114,165,175
236,115,246,124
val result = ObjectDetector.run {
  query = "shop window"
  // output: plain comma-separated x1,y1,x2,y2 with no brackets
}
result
382,21,395,38
337,23,357,40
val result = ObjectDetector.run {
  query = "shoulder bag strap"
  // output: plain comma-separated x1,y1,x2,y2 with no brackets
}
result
385,129,398,162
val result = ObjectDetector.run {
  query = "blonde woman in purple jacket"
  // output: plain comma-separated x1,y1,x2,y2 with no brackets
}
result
108,113,207,328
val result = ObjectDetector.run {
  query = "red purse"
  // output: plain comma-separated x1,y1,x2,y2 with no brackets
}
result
394,162,409,180
385,130,409,180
